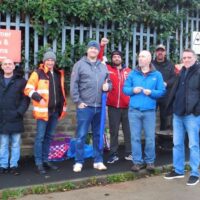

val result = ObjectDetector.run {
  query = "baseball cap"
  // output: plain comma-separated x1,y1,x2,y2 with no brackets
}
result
155,44,166,51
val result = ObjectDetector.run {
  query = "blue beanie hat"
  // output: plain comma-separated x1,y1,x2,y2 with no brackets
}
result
87,40,100,51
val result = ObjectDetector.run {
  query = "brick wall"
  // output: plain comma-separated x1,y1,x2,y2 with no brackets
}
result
21,97,77,156
21,97,162,157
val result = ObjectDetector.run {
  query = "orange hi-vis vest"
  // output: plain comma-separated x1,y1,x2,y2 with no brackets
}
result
24,64,67,121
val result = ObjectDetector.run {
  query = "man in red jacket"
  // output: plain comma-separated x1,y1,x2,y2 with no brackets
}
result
99,40,132,163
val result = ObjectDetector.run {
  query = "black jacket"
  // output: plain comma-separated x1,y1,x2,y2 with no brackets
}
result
152,59,176,102
166,62,200,116
0,70,30,134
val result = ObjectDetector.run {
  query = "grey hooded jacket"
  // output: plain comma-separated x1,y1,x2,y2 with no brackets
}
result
70,56,111,107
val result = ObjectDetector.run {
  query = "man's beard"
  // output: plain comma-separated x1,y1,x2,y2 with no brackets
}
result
113,61,122,67
156,54,165,62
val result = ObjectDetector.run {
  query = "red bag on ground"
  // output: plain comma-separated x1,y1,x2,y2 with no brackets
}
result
48,134,71,161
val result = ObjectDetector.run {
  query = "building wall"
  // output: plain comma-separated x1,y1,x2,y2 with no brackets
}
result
21,97,162,156
21,97,77,156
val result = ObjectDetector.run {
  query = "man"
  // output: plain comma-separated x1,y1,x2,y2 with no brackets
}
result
123,50,165,172
164,49,200,186
98,39,132,163
0,58,29,175
152,44,176,132
70,40,111,172
24,49,67,175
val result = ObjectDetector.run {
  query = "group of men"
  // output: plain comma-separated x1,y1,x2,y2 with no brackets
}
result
0,38,200,186
0,50,67,175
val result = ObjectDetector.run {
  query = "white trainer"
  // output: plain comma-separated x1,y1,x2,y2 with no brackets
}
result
73,163,83,172
93,162,107,171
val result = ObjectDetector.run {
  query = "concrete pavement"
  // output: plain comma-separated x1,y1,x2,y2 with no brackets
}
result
19,173,200,200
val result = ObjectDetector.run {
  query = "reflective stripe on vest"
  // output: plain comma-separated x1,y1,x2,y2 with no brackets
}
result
33,107,48,112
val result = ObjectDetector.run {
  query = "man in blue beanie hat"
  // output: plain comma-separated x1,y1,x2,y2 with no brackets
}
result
70,40,112,172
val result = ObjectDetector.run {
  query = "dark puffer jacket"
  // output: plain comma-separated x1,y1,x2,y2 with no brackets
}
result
0,70,30,134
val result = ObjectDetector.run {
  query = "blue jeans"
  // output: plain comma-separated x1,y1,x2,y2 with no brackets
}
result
173,114,200,177
128,108,156,164
75,106,103,164
34,112,59,166
0,133,21,168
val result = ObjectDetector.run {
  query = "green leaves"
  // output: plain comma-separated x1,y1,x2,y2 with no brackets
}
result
0,0,199,74
0,0,198,37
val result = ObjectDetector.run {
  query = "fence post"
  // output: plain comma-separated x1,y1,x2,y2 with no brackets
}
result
139,24,144,52
61,26,66,54
25,15,30,79
6,13,11,29
34,30,38,66
132,23,137,68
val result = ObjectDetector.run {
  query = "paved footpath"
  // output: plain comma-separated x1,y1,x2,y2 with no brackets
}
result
20,173,200,200
1,146,181,189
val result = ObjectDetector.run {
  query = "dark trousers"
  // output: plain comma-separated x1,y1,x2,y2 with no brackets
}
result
108,106,131,155
34,112,59,166
157,100,169,131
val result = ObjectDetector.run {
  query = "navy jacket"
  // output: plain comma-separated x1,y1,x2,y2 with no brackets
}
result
166,62,200,116
0,70,30,134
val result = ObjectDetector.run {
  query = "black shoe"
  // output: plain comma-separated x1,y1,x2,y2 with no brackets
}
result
36,164,47,175
10,167,20,176
186,176,199,186
43,162,58,170
131,164,146,172
164,170,184,180
146,163,155,171
0,167,9,174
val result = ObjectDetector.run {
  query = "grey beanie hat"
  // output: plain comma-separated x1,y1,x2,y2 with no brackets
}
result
87,40,100,51
43,48,56,62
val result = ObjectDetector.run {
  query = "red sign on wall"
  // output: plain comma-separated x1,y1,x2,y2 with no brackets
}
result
0,29,21,62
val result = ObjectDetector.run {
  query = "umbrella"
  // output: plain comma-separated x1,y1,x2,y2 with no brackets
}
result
99,73,108,150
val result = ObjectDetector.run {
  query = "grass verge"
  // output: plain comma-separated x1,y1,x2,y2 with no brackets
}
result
0,164,190,200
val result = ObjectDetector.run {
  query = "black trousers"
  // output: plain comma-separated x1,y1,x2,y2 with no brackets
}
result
108,106,131,155
157,100,170,131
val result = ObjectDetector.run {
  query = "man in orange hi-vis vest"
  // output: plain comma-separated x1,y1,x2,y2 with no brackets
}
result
24,49,67,175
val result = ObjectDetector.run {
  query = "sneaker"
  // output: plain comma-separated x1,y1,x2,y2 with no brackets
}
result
124,154,132,161
131,164,146,172
43,162,59,170
186,176,199,186
146,163,155,171
93,162,107,171
73,163,83,172
0,167,9,174
164,170,184,180
107,155,119,164
10,167,20,176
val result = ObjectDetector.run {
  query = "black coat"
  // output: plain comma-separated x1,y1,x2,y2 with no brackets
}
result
0,71,30,134
166,62,200,116
152,59,176,103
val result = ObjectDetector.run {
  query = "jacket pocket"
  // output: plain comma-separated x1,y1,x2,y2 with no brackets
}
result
5,110,21,122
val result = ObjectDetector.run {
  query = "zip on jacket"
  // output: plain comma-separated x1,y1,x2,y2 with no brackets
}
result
123,66,166,111
24,64,67,121
106,65,131,108
70,56,111,107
